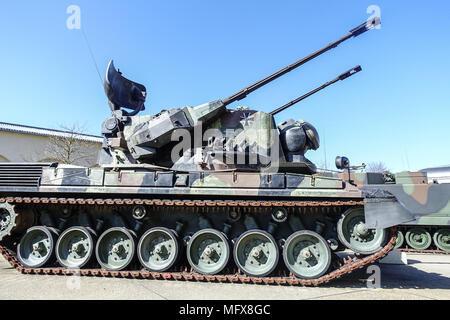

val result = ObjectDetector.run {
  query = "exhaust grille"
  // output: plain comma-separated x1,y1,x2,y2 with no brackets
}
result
0,163,56,187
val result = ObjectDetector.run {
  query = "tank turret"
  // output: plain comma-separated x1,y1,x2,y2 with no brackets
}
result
98,18,378,173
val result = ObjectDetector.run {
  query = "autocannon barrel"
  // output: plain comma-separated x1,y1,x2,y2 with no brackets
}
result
222,17,380,106
269,65,362,116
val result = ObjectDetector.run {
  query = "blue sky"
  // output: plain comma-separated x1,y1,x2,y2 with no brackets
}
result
1,1,449,172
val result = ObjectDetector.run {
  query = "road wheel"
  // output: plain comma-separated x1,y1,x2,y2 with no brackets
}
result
433,229,450,252
187,228,230,275
233,229,279,277
137,227,179,272
56,226,96,269
337,208,387,255
17,226,58,268
283,230,331,279
405,228,432,250
96,227,136,271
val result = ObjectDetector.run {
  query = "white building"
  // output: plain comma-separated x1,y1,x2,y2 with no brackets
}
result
0,122,103,167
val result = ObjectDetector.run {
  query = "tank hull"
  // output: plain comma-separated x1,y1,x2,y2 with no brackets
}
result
0,163,397,285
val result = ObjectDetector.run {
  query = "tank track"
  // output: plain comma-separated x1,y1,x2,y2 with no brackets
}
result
398,249,449,255
0,197,397,286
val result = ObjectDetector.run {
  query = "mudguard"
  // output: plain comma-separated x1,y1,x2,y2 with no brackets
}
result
363,183,450,228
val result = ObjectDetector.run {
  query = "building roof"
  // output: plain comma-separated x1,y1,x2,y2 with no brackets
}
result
0,122,103,143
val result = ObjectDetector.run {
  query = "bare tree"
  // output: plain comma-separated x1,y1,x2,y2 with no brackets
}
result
44,123,98,165
366,161,390,173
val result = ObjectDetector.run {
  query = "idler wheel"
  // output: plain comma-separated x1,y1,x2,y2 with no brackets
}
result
233,229,279,277
95,227,136,271
433,229,450,252
187,228,230,275
138,227,179,272
283,230,331,279
56,226,96,269
394,230,404,249
17,226,59,268
405,228,432,250
337,208,387,255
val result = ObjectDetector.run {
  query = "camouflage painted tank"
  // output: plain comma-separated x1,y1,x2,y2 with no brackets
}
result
387,168,449,252
1,17,442,286
332,166,450,253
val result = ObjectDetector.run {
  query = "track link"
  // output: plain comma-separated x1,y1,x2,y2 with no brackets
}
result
398,248,449,255
0,196,397,286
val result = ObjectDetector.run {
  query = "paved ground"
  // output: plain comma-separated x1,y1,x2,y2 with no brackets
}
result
0,252,449,300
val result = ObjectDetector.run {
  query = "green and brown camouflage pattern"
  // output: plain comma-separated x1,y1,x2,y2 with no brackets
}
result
2,162,448,231
32,164,360,199
334,170,450,229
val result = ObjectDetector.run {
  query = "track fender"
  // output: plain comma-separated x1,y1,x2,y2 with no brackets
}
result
364,197,416,229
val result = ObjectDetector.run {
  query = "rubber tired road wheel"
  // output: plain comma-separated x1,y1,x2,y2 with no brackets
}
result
187,228,230,275
17,226,59,268
233,229,279,277
138,227,179,272
337,208,387,255
405,228,432,250
394,230,404,249
96,227,136,271
56,226,96,269
283,230,331,279
433,229,450,252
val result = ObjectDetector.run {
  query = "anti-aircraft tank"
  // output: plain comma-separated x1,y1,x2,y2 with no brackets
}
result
0,17,438,286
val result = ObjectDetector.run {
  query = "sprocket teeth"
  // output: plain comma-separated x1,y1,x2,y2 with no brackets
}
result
0,202,19,240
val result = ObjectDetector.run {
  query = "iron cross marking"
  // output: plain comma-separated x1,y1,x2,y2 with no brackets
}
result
240,112,254,126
